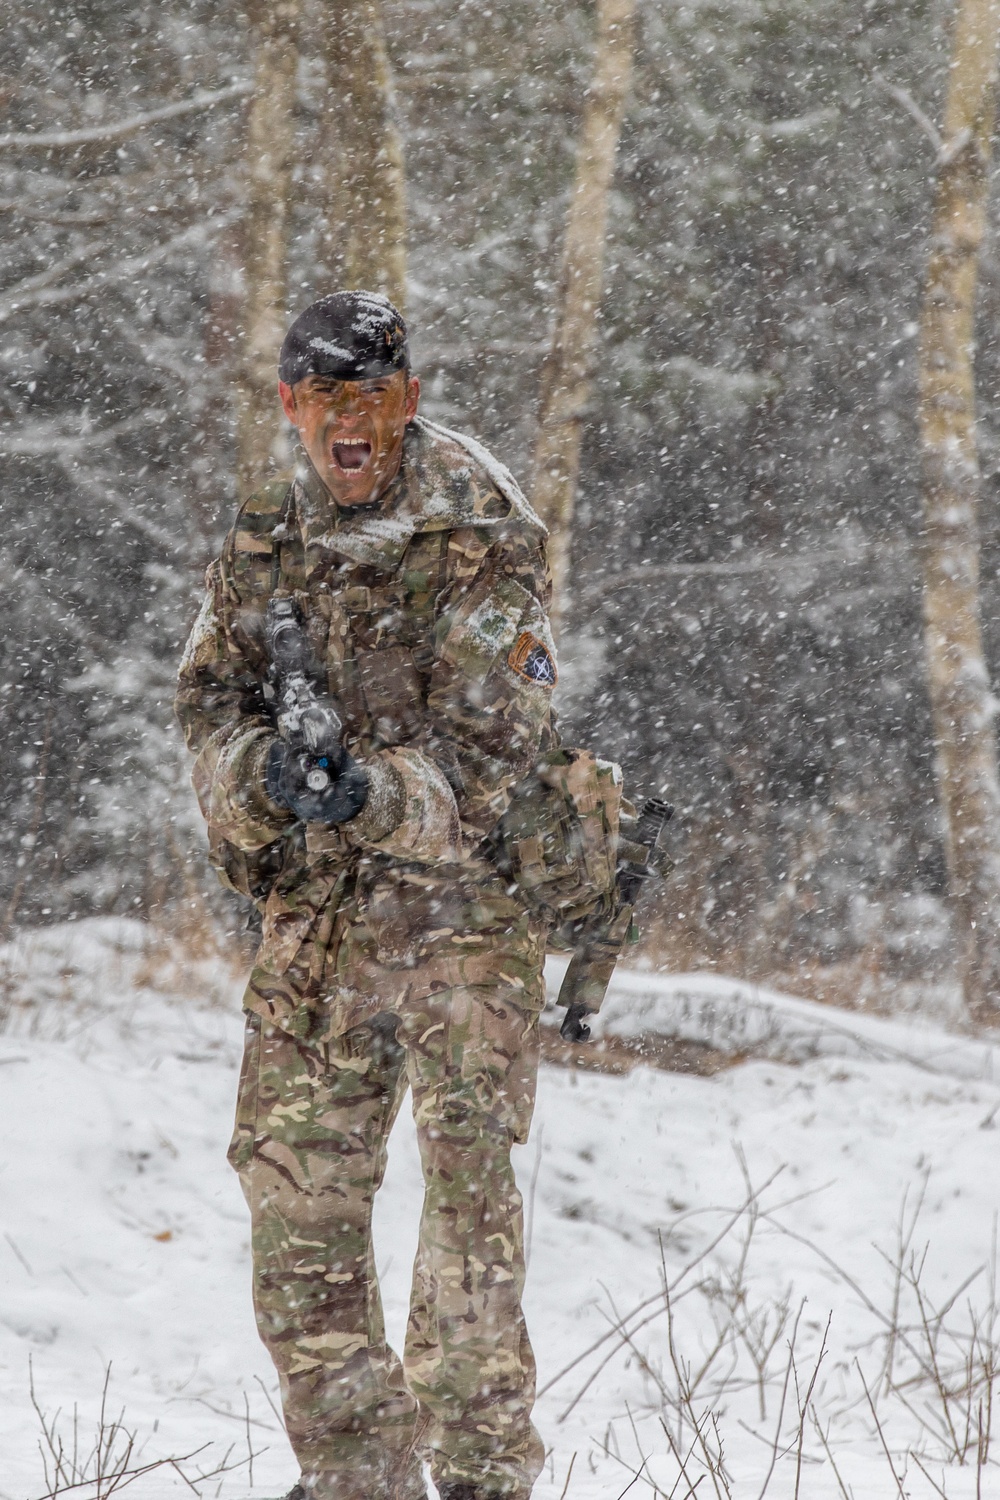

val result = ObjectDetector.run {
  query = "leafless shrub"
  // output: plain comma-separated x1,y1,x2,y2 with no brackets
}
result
27,1361,261,1499
551,1158,1000,1494
864,1196,999,1468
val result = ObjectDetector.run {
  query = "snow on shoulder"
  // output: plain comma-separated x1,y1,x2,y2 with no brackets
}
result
414,415,548,533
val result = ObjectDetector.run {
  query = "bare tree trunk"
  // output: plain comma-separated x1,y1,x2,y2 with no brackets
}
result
236,0,301,501
919,0,1000,1022
314,0,407,308
531,0,636,622
194,224,243,540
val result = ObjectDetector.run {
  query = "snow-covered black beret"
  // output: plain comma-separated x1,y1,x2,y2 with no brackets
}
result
278,290,409,384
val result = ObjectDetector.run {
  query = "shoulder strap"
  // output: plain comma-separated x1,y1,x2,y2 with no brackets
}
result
270,482,296,593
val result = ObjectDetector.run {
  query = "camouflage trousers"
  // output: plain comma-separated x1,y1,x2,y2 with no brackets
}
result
228,980,545,1500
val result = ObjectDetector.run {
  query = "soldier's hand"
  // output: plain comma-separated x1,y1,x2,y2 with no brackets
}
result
265,738,369,825
559,1001,592,1044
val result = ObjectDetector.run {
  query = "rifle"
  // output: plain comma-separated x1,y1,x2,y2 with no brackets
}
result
264,596,347,793
557,797,673,1042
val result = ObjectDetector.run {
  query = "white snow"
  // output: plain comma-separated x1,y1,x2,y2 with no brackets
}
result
564,959,1000,1080
306,337,355,363
2,921,999,1498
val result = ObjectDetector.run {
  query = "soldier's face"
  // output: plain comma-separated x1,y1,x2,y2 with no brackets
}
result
279,369,420,507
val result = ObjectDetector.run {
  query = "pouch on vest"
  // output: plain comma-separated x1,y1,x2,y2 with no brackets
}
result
489,748,625,941
207,825,289,910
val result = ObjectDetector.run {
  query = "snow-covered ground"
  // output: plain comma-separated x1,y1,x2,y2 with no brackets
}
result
2,920,999,1498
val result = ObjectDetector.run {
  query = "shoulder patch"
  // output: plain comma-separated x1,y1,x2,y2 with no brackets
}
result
508,630,557,688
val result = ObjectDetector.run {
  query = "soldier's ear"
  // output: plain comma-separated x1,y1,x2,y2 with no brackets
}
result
279,380,299,426
405,374,420,423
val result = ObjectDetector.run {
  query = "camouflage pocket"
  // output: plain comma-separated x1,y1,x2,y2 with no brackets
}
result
361,870,539,972
258,868,342,976
437,572,532,682
403,985,541,1145
502,1003,541,1145
357,644,426,742
207,827,286,906
364,876,479,966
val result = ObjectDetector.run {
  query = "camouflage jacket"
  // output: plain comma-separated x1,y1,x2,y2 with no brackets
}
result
175,417,559,1038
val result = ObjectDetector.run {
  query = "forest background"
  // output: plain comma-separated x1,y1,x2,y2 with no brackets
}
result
2,0,995,1019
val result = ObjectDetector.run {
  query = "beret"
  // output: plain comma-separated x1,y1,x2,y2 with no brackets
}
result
278,290,408,384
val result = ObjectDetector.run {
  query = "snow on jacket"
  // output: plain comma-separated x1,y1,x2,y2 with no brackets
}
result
174,417,559,1038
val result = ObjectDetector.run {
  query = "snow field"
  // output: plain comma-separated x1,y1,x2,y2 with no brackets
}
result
1,920,998,1497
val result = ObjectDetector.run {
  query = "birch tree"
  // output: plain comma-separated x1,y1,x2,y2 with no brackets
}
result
530,0,636,621
919,0,1000,1022
313,0,407,308
236,0,302,500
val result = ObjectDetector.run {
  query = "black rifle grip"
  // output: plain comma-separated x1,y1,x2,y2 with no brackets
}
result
634,797,673,851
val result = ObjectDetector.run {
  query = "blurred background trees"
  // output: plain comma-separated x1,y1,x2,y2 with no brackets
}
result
916,0,1000,1021
236,0,301,500
531,0,636,619
4,0,1000,1013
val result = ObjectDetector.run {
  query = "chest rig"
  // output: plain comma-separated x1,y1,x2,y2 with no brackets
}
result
266,482,455,760
281,504,446,750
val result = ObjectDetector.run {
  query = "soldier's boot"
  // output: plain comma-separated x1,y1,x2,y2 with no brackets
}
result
295,1468,428,1500
438,1486,521,1500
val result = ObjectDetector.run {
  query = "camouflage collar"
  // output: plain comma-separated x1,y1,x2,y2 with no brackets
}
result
293,418,545,576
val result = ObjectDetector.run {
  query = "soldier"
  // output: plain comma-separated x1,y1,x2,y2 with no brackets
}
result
175,291,563,1500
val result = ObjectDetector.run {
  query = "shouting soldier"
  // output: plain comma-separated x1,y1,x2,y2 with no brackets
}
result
176,291,574,1500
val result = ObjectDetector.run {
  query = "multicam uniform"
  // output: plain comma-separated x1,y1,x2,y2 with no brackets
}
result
175,416,559,1500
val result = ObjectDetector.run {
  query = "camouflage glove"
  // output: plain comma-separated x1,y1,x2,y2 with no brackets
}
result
264,737,369,825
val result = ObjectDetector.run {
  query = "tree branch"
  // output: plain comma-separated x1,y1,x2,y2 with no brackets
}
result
1,239,113,303
872,71,943,153
55,461,186,558
0,201,111,225
0,412,158,459
0,213,238,322
0,81,252,153
580,540,916,601
1,560,105,656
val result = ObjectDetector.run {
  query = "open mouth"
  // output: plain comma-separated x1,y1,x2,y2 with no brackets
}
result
332,438,372,473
